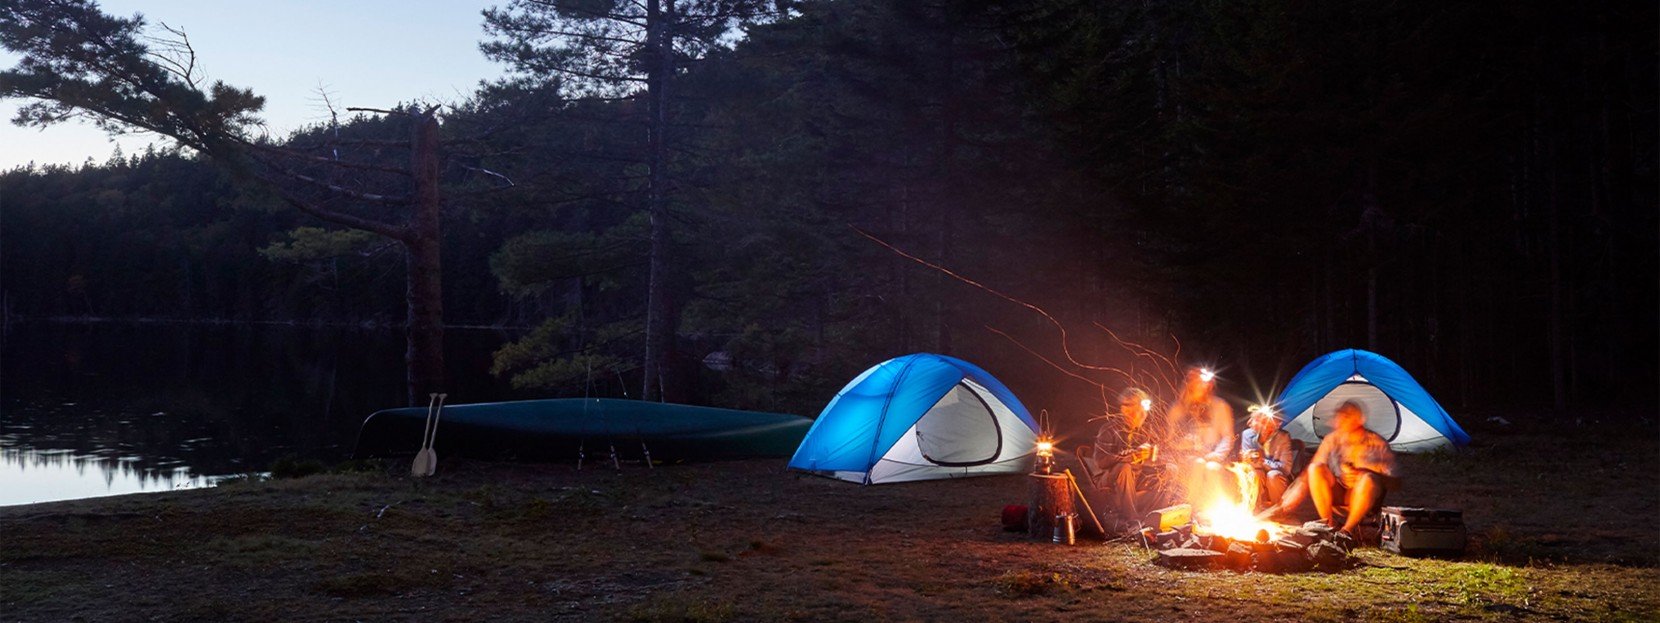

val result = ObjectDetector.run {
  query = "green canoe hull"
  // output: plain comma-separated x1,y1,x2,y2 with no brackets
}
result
353,398,811,462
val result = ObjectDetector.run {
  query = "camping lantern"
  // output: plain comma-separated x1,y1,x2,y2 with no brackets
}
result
1035,439,1055,474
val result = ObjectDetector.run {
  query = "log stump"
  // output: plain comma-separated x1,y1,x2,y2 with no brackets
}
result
1027,472,1075,541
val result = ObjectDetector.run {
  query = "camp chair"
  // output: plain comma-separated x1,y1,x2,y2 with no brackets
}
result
1074,445,1102,488
1074,444,1163,508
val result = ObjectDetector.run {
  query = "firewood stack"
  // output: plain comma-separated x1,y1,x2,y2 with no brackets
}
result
1148,521,1356,573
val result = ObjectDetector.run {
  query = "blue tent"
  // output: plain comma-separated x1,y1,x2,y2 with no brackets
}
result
1275,349,1469,452
789,353,1040,484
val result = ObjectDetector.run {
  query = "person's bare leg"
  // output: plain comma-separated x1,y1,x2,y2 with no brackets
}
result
1309,463,1337,526
1340,473,1385,534
1265,470,1288,507
1255,473,1307,521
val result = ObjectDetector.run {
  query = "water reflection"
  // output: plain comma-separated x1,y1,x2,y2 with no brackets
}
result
0,444,230,505
0,322,527,506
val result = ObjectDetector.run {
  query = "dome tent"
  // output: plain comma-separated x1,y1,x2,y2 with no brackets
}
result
1275,349,1470,453
789,353,1039,484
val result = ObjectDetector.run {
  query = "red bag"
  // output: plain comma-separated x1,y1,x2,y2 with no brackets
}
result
1001,504,1029,532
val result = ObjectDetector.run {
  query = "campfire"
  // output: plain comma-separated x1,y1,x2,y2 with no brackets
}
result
1192,462,1282,543
1142,460,1354,573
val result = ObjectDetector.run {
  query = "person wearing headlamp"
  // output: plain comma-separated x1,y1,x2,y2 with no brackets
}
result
1082,387,1161,528
1241,405,1295,510
1167,367,1235,502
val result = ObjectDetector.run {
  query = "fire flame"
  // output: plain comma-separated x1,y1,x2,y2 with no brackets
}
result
1193,461,1282,542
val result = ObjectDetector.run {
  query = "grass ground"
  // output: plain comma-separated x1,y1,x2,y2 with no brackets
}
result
2,420,1655,622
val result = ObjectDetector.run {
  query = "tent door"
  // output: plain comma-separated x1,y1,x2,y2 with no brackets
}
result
1310,380,1402,441
914,382,1003,467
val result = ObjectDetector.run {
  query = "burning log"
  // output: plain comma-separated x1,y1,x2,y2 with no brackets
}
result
1144,504,1192,532
1145,520,1358,573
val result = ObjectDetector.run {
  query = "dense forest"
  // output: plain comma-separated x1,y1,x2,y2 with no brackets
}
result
3,0,1654,421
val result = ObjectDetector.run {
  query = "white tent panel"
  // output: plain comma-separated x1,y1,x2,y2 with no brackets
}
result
1389,403,1452,451
1284,374,1455,453
914,383,1002,464
964,378,1039,460
867,454,1034,483
865,379,1035,484
1308,375,1401,439
1283,405,1320,445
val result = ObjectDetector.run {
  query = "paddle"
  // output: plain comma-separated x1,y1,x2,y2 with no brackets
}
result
411,393,447,477
411,394,437,476
1064,468,1108,537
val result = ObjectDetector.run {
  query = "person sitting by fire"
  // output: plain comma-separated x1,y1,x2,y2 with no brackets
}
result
1305,400,1400,540
1081,388,1161,524
1240,406,1295,511
1165,368,1235,502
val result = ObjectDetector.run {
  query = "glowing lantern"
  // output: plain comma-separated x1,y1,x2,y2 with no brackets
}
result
1035,438,1055,474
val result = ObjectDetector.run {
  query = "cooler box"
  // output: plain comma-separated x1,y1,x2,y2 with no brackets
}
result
1380,506,1466,557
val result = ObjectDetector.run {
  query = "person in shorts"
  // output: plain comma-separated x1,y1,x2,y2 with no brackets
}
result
1307,400,1400,539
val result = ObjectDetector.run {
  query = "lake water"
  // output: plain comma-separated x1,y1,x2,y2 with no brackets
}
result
0,322,532,506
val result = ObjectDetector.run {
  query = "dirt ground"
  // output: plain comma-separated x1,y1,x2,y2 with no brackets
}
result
3,420,1657,622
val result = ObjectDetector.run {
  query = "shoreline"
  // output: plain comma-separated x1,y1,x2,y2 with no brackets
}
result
3,426,1656,621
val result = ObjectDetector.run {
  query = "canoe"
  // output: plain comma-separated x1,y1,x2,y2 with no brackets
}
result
352,398,812,462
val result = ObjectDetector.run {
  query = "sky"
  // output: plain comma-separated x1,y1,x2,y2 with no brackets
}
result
0,0,507,170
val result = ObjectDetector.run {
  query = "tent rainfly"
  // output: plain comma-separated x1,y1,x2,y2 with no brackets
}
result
1275,349,1471,453
789,353,1038,484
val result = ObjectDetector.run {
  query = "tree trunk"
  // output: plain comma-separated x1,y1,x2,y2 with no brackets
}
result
641,0,673,402
1546,154,1567,412
1366,257,1378,352
934,36,958,355
1321,253,1334,351
405,113,446,405
1363,168,1381,352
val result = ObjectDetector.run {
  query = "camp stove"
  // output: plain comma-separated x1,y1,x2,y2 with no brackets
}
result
1379,507,1466,557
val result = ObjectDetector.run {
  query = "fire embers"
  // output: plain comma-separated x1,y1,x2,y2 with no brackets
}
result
1148,521,1357,573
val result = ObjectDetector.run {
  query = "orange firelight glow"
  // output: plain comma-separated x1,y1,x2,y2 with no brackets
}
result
1193,461,1283,542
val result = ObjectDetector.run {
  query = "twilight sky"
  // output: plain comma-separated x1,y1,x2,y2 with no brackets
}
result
1,0,506,170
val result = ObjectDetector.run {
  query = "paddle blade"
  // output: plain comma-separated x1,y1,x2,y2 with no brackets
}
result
411,449,435,477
